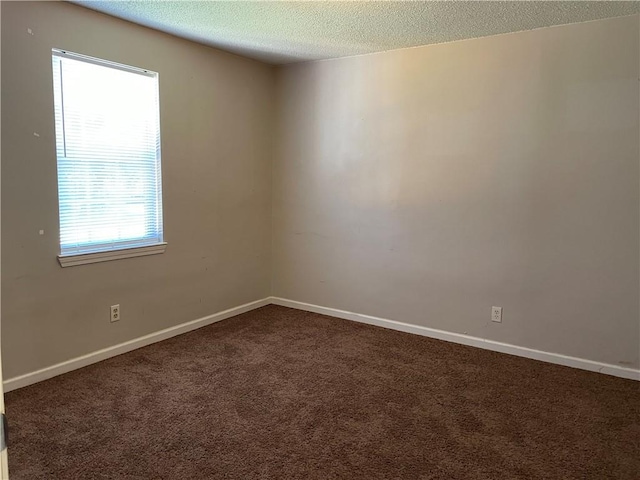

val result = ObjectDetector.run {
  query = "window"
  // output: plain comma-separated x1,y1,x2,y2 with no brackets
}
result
52,49,165,267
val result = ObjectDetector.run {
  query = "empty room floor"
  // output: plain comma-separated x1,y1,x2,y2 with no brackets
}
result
6,305,639,479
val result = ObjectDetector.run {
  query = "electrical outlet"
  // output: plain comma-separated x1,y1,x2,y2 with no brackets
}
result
110,304,120,323
491,306,502,323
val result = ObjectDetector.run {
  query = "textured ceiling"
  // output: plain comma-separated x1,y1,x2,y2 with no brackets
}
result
73,1,640,65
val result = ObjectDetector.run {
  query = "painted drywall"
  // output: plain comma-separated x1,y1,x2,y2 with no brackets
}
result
1,1,274,379
273,15,640,369
2,4,638,382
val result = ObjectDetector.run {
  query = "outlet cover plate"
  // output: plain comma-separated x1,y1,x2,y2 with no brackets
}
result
492,306,502,323
110,304,120,323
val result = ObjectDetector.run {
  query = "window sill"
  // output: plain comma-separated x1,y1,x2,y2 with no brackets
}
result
58,243,167,267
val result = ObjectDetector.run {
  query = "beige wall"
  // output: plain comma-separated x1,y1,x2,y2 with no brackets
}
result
1,1,274,379
273,15,640,368
2,4,638,380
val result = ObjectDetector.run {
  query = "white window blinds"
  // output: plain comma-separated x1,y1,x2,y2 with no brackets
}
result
52,49,163,257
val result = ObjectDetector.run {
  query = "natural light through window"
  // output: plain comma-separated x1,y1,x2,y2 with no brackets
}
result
52,49,164,265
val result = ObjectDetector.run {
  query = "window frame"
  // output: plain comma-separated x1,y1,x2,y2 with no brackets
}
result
52,49,166,267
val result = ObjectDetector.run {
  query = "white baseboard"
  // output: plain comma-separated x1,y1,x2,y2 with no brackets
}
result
3,297,271,393
5,295,637,392
270,297,640,381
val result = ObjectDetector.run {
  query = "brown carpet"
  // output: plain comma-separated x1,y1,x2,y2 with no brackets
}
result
5,305,640,479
